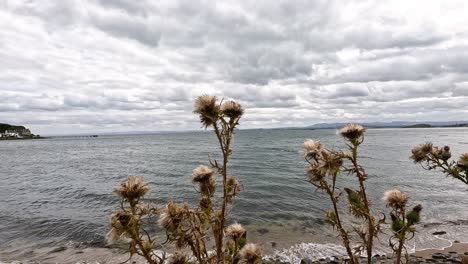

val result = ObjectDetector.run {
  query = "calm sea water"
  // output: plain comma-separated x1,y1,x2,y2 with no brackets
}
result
1,128,467,262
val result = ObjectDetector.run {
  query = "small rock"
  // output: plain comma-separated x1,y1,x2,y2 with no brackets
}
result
454,240,460,243
257,228,269,235
432,253,447,259
432,231,447,235
300,259,313,264
48,246,67,253
464,252,468,255
271,242,277,248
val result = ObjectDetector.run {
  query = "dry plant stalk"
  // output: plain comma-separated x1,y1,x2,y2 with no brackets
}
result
303,124,383,264
410,143,468,184
108,95,261,264
383,189,422,264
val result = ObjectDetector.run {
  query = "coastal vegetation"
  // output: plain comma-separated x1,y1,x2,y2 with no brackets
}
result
109,95,261,264
107,96,468,264
302,124,404,264
410,143,468,184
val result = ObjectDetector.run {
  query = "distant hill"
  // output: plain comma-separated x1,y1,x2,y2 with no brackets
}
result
0,123,26,133
403,124,432,128
303,121,468,129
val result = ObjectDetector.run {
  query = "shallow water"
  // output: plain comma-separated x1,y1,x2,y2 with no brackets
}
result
1,128,467,262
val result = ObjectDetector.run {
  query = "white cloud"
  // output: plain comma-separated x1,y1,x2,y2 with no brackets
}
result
1,0,468,135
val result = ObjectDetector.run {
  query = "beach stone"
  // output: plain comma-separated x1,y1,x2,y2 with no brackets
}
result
300,259,313,264
48,246,67,253
432,231,447,235
271,241,277,247
432,253,448,259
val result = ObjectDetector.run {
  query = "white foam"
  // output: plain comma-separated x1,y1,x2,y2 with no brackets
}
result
266,242,348,264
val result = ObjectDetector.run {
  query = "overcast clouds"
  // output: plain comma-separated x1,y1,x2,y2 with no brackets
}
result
1,0,468,135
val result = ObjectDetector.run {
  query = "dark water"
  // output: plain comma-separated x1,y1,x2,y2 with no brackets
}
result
1,128,467,261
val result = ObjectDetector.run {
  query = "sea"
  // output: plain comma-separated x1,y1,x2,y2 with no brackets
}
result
1,128,467,263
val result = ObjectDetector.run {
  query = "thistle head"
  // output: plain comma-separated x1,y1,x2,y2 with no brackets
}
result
168,251,188,264
221,100,244,119
458,153,468,169
238,243,263,264
192,165,215,182
227,176,240,197
114,176,149,201
383,189,409,209
192,165,216,196
158,202,186,232
194,95,220,128
225,223,246,240
303,140,322,158
410,143,433,163
337,124,366,143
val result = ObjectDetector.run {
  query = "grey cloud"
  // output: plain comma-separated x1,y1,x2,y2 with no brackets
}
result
1,0,468,134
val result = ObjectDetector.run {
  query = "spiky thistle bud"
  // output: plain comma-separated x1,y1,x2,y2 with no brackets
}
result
238,243,263,264
226,223,246,241
192,165,215,182
406,204,422,225
221,100,244,119
440,146,451,161
158,202,186,232
194,95,220,128
114,176,149,201
337,124,366,142
383,189,409,209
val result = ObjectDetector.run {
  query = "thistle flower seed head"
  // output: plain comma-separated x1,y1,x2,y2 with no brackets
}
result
192,165,215,182
158,202,186,232
221,100,244,119
410,143,433,163
337,124,366,142
114,176,149,200
303,140,322,158
194,95,220,128
225,223,246,240
458,153,468,168
238,243,263,264
383,189,409,209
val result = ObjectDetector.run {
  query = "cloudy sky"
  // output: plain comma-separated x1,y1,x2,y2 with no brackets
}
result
1,0,468,135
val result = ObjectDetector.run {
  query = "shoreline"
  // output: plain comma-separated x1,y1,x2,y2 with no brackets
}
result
1,241,467,264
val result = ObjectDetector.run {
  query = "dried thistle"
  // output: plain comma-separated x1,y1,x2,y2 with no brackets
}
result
225,223,246,241
238,243,263,264
337,123,366,143
114,176,149,201
192,165,216,196
194,95,220,128
221,100,244,119
383,189,409,210
458,153,468,169
158,202,186,232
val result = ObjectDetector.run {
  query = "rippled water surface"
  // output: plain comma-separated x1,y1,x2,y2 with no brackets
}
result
1,128,467,261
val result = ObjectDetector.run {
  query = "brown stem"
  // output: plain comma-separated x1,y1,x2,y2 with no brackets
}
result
351,145,374,264
330,190,355,264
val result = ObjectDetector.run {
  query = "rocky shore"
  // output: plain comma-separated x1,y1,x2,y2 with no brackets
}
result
2,242,467,264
